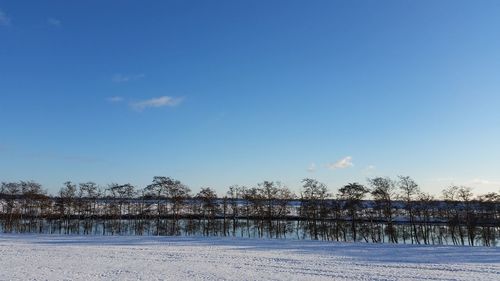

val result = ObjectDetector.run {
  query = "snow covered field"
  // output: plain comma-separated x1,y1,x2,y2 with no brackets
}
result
0,235,498,280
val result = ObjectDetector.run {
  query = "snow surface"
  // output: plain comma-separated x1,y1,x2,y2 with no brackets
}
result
0,235,499,280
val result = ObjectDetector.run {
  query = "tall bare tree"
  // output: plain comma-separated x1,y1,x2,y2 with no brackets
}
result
337,182,369,241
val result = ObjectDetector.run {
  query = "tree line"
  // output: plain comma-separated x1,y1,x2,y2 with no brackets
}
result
0,176,499,246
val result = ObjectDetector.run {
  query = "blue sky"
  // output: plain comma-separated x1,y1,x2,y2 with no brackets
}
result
1,1,499,195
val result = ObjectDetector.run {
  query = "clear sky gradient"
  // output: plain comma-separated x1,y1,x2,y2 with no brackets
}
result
1,1,499,195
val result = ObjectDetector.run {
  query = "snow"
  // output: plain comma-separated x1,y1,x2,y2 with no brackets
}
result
0,235,498,280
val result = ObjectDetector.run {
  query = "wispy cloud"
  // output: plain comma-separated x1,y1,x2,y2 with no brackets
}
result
107,96,124,103
307,163,316,173
112,73,145,83
47,17,61,27
61,155,103,163
327,156,354,170
131,96,183,111
468,178,500,186
433,177,455,182
24,152,104,164
0,9,11,26
432,178,500,188
363,165,376,175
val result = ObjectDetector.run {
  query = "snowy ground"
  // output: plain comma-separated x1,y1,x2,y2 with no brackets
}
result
0,235,498,280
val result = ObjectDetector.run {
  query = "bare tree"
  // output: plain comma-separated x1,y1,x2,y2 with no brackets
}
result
300,178,329,240
56,182,77,234
369,177,397,243
78,182,101,234
337,182,369,242
19,181,47,233
1,182,21,232
476,192,499,246
457,186,476,245
397,176,420,244
196,187,219,236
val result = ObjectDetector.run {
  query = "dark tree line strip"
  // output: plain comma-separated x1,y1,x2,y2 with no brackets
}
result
1,176,499,246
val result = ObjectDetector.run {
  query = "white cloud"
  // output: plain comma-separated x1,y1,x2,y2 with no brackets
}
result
468,178,500,186
0,9,11,26
363,165,376,175
328,156,353,170
131,96,183,111
107,96,124,102
47,17,61,26
112,73,145,83
433,177,455,182
307,163,316,173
